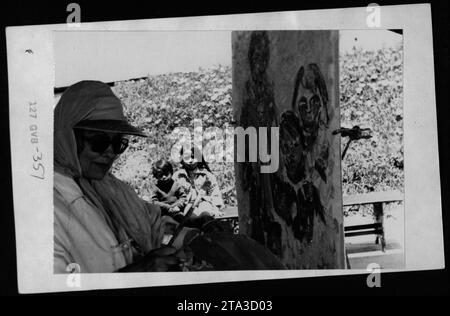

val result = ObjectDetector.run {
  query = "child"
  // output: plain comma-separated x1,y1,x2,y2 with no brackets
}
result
173,146,224,219
151,159,187,223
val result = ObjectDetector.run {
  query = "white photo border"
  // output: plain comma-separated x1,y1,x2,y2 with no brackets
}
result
6,3,443,293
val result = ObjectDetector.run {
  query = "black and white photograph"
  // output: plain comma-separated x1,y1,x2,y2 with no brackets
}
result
51,28,404,273
4,3,446,294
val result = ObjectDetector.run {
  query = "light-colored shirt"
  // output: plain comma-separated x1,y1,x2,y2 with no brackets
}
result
54,171,134,273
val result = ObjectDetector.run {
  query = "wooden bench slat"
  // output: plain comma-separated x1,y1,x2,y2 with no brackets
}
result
345,229,383,237
343,190,403,206
344,223,382,231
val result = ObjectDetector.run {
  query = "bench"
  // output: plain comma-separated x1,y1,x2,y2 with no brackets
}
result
343,190,403,252
217,190,403,252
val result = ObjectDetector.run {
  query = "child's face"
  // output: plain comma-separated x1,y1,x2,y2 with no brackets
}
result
155,170,172,183
183,155,198,170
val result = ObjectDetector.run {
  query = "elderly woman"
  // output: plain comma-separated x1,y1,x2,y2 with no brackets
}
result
54,80,194,273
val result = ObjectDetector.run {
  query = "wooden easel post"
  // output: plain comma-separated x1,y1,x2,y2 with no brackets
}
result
232,31,345,269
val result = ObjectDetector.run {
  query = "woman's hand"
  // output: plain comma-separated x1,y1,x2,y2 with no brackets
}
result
119,246,180,272
168,205,181,214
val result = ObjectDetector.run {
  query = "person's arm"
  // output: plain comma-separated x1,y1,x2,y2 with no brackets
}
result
169,182,187,211
118,227,201,272
176,177,196,215
54,201,72,273
54,239,72,274
201,172,224,208
150,184,160,203
153,200,173,211
149,183,173,211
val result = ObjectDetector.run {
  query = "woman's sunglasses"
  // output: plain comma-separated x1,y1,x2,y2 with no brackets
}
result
83,133,129,155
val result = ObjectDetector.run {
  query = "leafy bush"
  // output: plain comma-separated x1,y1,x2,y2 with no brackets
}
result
340,45,404,197
111,65,237,206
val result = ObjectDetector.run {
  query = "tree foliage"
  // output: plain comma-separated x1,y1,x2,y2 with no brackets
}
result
340,45,404,195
